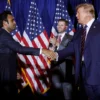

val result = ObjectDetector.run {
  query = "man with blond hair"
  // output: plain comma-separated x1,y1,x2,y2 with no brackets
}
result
52,3,100,100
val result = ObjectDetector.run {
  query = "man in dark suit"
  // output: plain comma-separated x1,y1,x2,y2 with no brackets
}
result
51,3,100,100
49,19,74,100
0,10,54,99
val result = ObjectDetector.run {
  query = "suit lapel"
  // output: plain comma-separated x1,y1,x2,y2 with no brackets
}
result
58,33,73,50
85,20,97,48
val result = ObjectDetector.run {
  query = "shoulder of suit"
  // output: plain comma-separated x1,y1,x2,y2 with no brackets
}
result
92,20,100,26
65,33,73,37
0,28,11,37
92,20,100,30
0,28,5,36
64,33,73,40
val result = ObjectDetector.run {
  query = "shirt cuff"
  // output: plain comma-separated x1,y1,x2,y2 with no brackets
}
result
55,52,59,61
40,48,42,54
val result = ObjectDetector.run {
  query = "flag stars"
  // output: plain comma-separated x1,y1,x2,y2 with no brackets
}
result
15,29,18,32
39,21,42,24
56,8,59,10
40,26,42,28
28,15,31,17
57,4,59,6
39,30,41,33
31,2,34,4
54,21,57,23
65,15,68,17
30,6,32,9
27,27,29,30
11,33,14,35
28,19,30,21
30,32,32,34
8,7,10,9
29,10,31,13
30,28,32,30
31,24,33,26
62,14,64,16
31,37,34,39
27,23,29,25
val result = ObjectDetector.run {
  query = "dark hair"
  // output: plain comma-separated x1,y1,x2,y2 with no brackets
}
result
0,10,12,28
58,19,69,26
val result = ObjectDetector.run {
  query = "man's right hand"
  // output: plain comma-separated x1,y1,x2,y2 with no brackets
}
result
42,49,57,60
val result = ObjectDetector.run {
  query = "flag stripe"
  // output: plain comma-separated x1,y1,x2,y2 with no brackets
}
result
21,33,49,92
22,55,44,92
21,68,35,92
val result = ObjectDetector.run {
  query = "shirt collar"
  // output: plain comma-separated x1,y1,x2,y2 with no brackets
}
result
86,18,95,29
58,32,66,40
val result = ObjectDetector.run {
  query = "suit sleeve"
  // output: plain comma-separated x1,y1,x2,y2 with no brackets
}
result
57,41,74,61
1,33,40,56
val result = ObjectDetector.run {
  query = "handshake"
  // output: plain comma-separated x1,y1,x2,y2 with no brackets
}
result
42,48,57,61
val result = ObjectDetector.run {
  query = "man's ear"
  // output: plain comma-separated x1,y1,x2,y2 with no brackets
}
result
3,20,8,26
65,26,68,30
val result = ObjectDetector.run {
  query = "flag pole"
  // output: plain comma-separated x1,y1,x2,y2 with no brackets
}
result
8,0,11,5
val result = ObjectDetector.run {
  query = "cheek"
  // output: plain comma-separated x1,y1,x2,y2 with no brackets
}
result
57,26,59,30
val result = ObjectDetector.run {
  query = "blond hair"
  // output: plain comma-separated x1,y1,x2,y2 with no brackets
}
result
76,3,95,18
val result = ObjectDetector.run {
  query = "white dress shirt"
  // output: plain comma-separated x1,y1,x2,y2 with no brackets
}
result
82,18,95,61
57,32,66,49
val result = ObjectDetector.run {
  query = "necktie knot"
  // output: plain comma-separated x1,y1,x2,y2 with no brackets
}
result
83,25,87,30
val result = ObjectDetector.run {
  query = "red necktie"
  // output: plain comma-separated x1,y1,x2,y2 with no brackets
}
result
81,25,87,57
57,35,62,44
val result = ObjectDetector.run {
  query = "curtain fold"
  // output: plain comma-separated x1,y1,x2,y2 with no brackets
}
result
0,0,100,36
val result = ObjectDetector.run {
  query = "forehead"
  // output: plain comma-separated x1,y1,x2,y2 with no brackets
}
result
7,14,14,20
58,21,66,25
77,7,85,12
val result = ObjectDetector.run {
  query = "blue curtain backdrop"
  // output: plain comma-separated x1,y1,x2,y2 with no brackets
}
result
0,0,100,37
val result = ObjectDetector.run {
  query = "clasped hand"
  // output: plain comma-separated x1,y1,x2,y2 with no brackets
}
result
42,48,57,60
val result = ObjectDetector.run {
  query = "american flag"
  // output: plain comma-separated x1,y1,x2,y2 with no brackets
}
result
51,0,74,38
5,0,21,43
18,0,51,93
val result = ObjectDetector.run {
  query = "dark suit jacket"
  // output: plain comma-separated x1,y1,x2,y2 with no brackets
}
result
58,20,100,85
51,33,73,81
0,28,40,82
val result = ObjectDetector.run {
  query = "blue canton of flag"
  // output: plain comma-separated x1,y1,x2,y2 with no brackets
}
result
51,0,74,37
25,3,45,41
